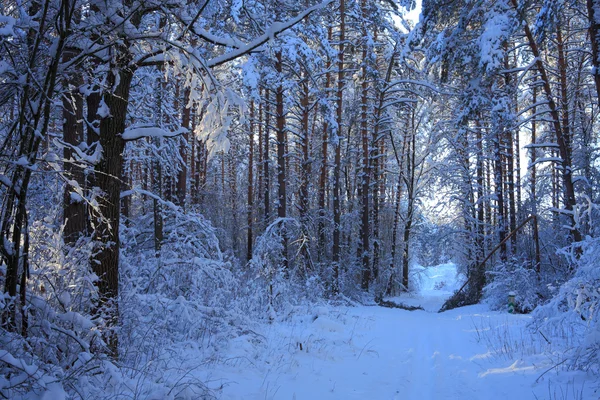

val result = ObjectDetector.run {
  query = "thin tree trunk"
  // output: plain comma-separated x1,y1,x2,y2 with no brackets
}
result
177,88,191,209
402,110,417,291
531,83,541,273
247,101,255,261
257,88,264,219
474,118,486,297
2,0,70,332
299,70,312,271
587,0,600,105
359,2,370,290
493,126,507,261
372,42,396,287
318,26,332,259
264,88,271,223
332,0,345,294
152,152,164,255
387,128,407,295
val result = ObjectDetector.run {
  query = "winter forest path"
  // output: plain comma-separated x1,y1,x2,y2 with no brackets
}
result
208,264,592,399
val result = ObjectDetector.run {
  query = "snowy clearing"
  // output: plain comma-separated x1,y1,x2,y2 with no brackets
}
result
198,264,596,400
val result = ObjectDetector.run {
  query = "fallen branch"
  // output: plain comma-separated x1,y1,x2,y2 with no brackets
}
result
376,298,424,311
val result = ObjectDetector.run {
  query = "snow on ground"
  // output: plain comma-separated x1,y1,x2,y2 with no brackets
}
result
196,264,597,399
390,262,467,312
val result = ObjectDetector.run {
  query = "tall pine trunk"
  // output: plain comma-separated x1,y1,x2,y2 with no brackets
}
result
332,0,345,293
275,51,288,270
247,101,255,261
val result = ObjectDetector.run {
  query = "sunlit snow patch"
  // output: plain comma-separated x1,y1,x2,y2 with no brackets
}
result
415,263,466,295
390,263,466,311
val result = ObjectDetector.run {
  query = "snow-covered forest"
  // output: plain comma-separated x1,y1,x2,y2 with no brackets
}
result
1,0,600,398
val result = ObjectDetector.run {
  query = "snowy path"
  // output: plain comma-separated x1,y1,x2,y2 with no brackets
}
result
202,265,594,399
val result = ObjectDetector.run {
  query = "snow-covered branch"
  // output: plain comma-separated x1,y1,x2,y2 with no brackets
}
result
121,126,188,141
208,0,331,68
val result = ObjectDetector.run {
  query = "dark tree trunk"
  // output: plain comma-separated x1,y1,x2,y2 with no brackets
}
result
247,101,255,262
264,89,271,223
387,129,407,295
257,88,264,220
587,0,600,105
474,118,486,298
2,0,68,332
318,26,332,259
402,109,418,291
177,88,191,209
531,82,541,273
299,71,312,271
91,64,134,356
359,17,370,291
493,127,507,261
152,152,164,256
332,0,345,294
62,46,86,243
275,51,288,270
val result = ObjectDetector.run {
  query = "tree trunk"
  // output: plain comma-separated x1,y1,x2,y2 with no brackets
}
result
264,89,271,223
257,88,264,220
531,83,541,273
318,26,332,260
91,64,134,356
152,152,164,256
62,46,86,244
275,51,288,270
2,0,68,332
402,109,417,291
387,129,407,295
332,0,345,294
474,118,486,298
359,4,370,290
299,70,312,271
177,88,191,209
247,100,255,261
587,0,600,105
493,126,507,261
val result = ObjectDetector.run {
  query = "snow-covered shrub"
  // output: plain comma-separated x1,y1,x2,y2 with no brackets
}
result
0,206,106,399
408,265,429,293
116,206,244,397
483,260,546,313
0,192,245,399
249,218,326,320
534,236,600,373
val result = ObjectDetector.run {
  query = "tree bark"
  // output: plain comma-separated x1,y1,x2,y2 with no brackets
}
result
332,0,345,294
359,3,370,290
493,126,507,261
318,26,333,259
62,45,86,243
531,81,540,273
275,51,288,270
177,88,191,209
90,63,134,356
247,100,255,261
402,112,417,291
264,88,271,223
587,0,600,105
